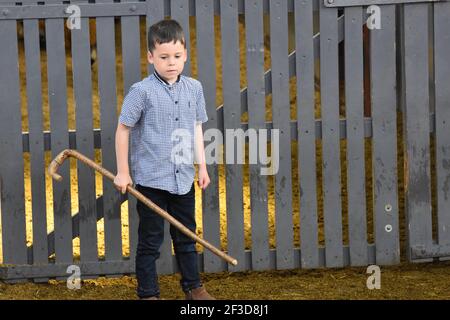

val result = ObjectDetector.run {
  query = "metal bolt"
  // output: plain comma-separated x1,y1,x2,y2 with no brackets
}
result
385,204,392,212
2,9,9,16
328,0,335,4
385,224,392,233
130,5,137,12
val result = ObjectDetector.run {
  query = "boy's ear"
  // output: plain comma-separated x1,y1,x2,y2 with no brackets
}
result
184,48,187,62
147,51,154,64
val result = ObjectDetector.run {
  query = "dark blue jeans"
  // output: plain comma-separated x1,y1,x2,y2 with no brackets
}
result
135,182,201,299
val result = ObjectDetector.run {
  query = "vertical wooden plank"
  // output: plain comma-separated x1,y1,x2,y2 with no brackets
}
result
403,4,432,262
96,0,123,262
245,0,270,271
45,9,73,263
143,0,173,273
146,0,164,75
397,7,406,116
221,0,245,272
71,7,98,263
196,0,222,272
23,14,48,267
295,0,319,269
427,5,434,118
434,1,450,250
371,5,400,265
172,0,192,76
344,6,368,266
0,18,28,265
270,0,294,270
319,2,343,267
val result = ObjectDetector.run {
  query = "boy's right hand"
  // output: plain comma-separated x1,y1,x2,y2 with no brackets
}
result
114,173,133,194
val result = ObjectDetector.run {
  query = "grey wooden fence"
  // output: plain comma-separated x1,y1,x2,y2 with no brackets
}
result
1,0,450,282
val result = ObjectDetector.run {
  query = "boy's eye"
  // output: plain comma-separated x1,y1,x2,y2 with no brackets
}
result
160,55,181,60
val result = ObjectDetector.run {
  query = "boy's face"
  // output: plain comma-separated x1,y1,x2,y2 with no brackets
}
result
147,40,187,83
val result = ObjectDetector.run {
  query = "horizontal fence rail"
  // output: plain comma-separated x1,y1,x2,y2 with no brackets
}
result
22,114,439,152
0,0,321,20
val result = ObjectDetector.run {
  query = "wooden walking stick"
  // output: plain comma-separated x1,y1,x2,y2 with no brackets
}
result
48,149,238,266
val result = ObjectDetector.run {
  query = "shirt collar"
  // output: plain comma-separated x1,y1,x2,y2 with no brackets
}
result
154,70,181,86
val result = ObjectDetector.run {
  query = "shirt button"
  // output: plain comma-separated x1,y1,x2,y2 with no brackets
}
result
175,117,179,121
176,170,179,173
175,101,178,104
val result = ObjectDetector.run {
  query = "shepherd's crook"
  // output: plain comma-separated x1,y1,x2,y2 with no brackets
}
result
48,149,238,266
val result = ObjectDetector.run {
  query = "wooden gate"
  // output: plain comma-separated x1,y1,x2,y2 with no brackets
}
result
1,0,450,282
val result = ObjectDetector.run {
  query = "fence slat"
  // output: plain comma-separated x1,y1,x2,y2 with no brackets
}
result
319,2,343,267
0,18,27,265
403,3,433,262
146,0,164,75
434,1,450,252
344,6,368,266
221,0,245,272
172,0,191,76
196,0,222,272
122,0,143,266
45,11,73,264
270,0,294,270
245,0,270,271
370,5,400,265
23,15,48,268
96,0,123,262
295,0,319,269
71,15,98,262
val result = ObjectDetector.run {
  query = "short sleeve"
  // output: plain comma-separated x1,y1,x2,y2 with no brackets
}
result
118,84,146,128
195,82,208,124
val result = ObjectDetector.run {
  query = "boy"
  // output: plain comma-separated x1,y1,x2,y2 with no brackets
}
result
114,19,214,300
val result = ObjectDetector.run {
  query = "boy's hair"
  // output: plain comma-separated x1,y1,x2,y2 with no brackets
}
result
147,19,186,53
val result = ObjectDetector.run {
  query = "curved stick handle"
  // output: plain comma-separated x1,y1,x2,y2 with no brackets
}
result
48,149,72,181
48,149,238,266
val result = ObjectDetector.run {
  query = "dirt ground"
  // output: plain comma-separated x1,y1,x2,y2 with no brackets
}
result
1,261,450,300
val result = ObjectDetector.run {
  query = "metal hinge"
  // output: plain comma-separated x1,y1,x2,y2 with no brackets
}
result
325,0,443,7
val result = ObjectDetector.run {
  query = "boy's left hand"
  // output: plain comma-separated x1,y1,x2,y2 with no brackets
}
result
198,166,210,190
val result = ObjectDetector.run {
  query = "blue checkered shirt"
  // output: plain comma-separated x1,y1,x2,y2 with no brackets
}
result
118,72,208,195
